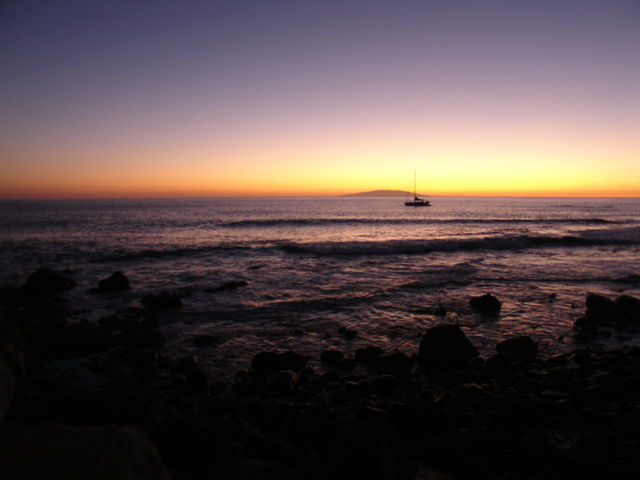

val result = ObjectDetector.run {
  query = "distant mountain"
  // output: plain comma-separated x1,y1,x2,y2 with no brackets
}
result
342,189,416,197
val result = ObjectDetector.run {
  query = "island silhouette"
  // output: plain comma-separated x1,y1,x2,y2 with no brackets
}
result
342,189,425,197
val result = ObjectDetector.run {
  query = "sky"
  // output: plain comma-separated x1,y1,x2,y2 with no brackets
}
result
0,0,639,198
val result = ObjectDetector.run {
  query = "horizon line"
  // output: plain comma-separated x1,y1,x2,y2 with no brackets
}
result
1,193,639,201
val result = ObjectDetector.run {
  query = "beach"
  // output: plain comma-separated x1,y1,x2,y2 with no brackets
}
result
1,196,640,478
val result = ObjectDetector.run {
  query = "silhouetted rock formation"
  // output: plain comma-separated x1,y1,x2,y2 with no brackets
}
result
496,335,538,363
0,423,170,480
3,268,640,480
575,293,640,333
418,324,479,370
0,313,23,420
251,351,307,375
22,267,75,297
321,349,344,364
141,292,182,309
97,271,130,291
469,293,501,315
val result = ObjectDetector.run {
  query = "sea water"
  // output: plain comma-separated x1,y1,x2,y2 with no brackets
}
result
1,196,639,375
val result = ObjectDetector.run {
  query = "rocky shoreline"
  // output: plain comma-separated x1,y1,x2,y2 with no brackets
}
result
1,268,640,479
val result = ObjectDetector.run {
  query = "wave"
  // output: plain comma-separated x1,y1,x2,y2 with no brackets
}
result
280,229,640,256
221,217,621,228
88,227,640,262
95,244,253,262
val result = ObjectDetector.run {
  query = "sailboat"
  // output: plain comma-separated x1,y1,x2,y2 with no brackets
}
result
404,171,431,207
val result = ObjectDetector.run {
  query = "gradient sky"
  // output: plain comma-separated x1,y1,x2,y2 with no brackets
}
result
1,0,639,198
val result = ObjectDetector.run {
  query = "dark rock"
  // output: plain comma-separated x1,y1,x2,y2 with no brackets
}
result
469,293,501,315
125,350,158,369
251,351,307,375
355,346,383,367
175,355,200,373
208,458,299,480
577,294,640,331
434,306,448,316
320,349,344,364
380,351,413,374
99,307,157,331
323,422,409,480
114,324,166,349
338,326,357,340
22,267,76,296
344,379,372,397
496,336,538,363
616,295,640,314
452,382,486,404
46,389,154,427
372,374,400,394
0,422,170,479
0,313,24,419
141,292,182,310
333,357,356,371
585,294,617,317
543,353,569,368
205,280,248,293
267,370,299,394
495,393,550,430
97,271,130,291
193,335,219,348
53,322,114,356
418,324,479,370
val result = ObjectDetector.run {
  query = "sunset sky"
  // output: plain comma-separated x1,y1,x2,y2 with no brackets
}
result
1,0,638,198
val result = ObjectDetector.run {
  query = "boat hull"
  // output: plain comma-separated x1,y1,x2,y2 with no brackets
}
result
404,201,431,207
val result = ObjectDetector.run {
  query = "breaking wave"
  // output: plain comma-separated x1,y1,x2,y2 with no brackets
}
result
281,229,640,256
222,217,620,228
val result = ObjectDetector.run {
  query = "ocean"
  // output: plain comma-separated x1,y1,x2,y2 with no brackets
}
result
1,196,639,375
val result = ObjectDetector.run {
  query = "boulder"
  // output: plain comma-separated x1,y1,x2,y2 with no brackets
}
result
496,336,538,363
0,422,170,480
418,324,478,370
0,313,24,419
338,326,357,339
251,351,307,375
175,355,200,374
323,422,409,480
469,294,501,315
585,294,616,318
97,271,130,291
193,335,219,348
615,295,640,316
320,349,344,364
577,294,640,331
372,374,401,394
23,267,76,296
267,370,299,394
141,292,182,310
355,346,384,367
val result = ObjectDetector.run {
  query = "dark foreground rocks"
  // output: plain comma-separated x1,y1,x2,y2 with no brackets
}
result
97,271,130,291
418,324,478,370
2,273,640,480
141,291,182,309
0,423,170,480
469,293,501,315
575,293,640,334
23,267,76,297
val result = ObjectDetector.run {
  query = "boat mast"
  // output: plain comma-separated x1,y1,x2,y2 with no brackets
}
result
413,170,417,200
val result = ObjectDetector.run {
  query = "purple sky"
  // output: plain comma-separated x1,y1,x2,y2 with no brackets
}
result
1,0,639,197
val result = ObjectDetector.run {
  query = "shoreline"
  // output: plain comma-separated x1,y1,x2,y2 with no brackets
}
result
2,268,640,478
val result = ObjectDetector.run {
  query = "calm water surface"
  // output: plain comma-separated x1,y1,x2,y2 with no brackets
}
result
1,197,639,375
